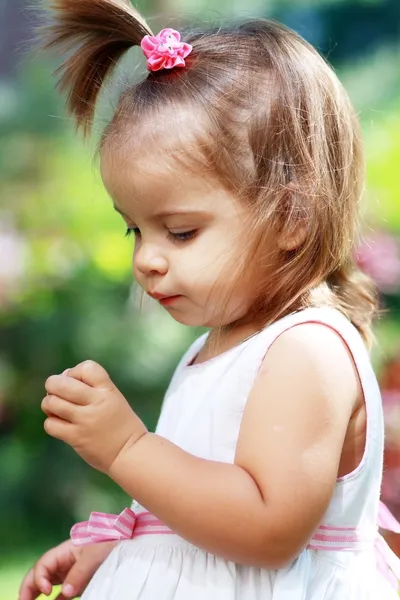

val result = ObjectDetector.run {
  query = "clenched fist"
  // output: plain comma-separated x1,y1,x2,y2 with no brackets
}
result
42,361,148,474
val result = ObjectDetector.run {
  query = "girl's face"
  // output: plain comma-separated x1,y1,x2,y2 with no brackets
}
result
100,145,257,328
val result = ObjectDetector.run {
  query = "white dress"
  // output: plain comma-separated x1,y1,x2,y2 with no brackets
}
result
81,307,400,599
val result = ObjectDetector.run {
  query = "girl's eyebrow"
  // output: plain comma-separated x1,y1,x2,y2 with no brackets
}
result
153,210,211,219
113,205,128,218
113,205,211,220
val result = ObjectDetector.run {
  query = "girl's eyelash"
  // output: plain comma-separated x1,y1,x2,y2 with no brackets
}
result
125,228,197,243
125,227,140,238
167,230,197,243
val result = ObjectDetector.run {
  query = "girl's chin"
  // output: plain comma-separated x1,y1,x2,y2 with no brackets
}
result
165,310,241,329
161,306,207,327
166,312,205,327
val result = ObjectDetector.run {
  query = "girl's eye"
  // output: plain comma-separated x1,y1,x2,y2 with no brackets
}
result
167,230,197,243
125,227,140,238
124,228,196,242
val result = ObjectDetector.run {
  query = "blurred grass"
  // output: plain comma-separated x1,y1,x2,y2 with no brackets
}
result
0,559,66,600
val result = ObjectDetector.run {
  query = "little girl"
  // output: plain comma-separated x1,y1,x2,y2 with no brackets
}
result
20,1,400,598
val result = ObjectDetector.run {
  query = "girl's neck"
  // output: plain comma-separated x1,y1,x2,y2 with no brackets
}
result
195,319,266,364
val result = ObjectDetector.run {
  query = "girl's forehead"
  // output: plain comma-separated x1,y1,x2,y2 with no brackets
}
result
102,146,202,200
100,142,241,219
101,102,217,193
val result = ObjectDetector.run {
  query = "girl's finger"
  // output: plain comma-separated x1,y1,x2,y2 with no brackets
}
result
19,568,44,600
43,415,73,443
33,567,53,596
33,557,59,595
41,395,76,423
45,374,91,405
67,360,115,390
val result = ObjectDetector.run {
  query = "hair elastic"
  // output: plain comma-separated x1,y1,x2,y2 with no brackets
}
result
141,28,193,72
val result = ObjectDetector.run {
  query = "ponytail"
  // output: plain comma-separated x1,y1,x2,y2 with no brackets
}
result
327,258,379,349
41,0,152,135
40,8,378,346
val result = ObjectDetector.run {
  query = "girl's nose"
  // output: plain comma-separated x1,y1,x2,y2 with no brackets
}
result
134,243,169,276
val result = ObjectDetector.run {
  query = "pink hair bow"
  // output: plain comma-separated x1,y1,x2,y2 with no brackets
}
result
141,28,193,72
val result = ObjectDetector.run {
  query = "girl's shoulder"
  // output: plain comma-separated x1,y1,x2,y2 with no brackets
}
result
234,306,378,403
257,306,371,361
168,306,375,393
173,306,371,370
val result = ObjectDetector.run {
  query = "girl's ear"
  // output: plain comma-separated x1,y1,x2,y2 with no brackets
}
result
276,182,308,251
277,221,307,251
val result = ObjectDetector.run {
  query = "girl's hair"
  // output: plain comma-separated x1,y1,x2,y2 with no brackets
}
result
42,0,378,347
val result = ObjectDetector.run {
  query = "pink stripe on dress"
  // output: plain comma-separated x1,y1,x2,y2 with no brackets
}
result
70,507,174,546
308,501,400,592
71,501,400,593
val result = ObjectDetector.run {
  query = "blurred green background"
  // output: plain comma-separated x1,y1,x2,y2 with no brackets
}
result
1,0,400,597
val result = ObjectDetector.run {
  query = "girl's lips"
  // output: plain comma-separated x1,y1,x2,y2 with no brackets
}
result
159,295,182,306
147,292,182,305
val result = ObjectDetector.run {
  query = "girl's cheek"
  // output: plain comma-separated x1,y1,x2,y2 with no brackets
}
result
132,245,140,270
132,253,141,281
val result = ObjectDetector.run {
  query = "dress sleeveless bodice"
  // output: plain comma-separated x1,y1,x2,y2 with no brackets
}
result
80,307,400,600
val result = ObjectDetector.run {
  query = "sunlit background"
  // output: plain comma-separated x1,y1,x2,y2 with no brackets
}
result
1,0,399,597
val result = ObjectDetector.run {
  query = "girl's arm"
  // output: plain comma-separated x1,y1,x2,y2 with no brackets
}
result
108,323,359,568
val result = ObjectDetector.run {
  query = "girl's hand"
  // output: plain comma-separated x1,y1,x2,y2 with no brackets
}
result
42,361,148,473
19,539,118,600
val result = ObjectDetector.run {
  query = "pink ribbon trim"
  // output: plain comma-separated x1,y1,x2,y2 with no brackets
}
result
70,508,174,546
378,501,400,533
308,501,400,592
72,502,400,592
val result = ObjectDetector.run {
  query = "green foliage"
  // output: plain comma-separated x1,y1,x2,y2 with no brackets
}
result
364,104,400,231
0,0,399,575
0,559,65,600
0,260,197,553
0,133,201,555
